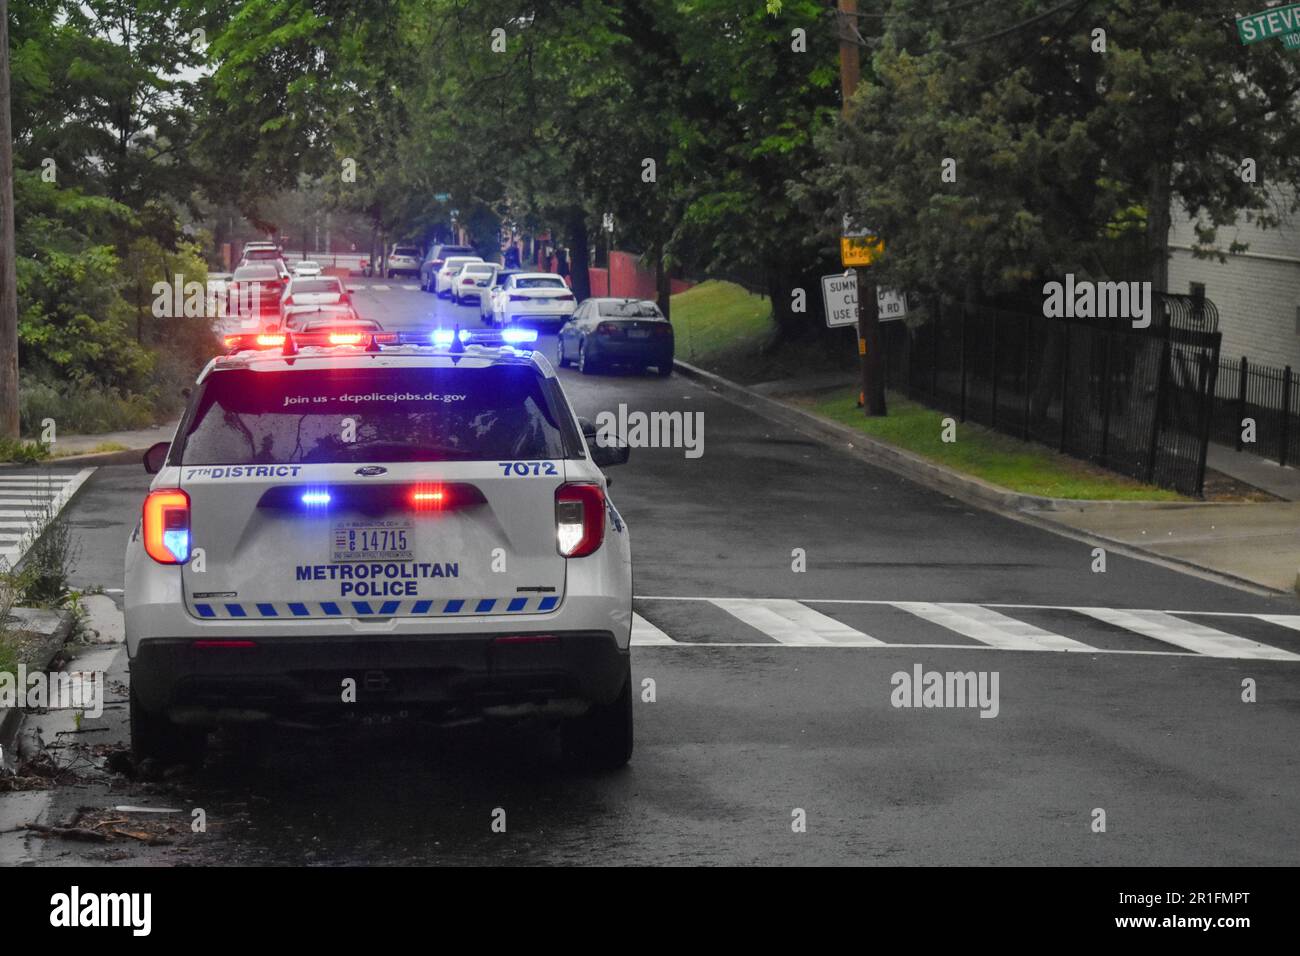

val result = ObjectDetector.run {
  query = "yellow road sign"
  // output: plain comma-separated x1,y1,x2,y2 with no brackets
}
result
841,235,883,266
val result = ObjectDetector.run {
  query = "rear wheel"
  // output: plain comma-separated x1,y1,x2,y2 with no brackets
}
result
130,687,207,768
656,362,673,378
563,663,632,771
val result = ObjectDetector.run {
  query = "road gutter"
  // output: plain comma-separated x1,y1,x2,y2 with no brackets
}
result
673,359,1293,599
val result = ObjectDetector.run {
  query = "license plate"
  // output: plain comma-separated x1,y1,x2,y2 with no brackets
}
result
331,518,414,562
629,329,650,339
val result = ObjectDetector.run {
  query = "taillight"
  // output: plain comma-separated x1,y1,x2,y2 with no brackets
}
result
596,322,625,337
555,483,605,557
143,489,190,564
653,323,672,335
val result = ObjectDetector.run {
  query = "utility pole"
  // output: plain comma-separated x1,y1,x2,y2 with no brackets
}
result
0,0,19,438
603,212,614,297
837,0,886,416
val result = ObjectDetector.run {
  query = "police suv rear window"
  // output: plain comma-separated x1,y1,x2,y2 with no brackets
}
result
180,366,569,464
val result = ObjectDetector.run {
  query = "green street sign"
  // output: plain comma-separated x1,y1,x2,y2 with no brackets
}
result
1237,4,1300,45
434,192,450,201
1285,31,1300,49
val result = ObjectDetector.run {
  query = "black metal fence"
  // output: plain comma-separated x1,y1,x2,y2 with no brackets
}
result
1210,357,1300,467
881,296,1223,497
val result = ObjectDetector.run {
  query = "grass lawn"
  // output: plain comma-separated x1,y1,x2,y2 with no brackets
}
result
805,390,1186,501
670,280,775,364
670,279,856,384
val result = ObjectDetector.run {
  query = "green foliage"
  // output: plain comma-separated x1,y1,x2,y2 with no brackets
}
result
2,498,81,608
807,0,1300,302
0,437,51,463
18,379,155,436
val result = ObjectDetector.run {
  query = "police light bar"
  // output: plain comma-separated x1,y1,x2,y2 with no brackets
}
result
428,328,538,347
223,330,396,353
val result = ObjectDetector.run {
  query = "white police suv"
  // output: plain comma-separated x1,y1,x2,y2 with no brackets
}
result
125,329,633,769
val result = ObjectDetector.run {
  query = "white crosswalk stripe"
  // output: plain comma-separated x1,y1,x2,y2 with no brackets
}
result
629,596,1300,662
631,612,676,644
0,469,95,568
711,597,882,645
1072,607,1300,661
1254,614,1300,634
894,602,1095,652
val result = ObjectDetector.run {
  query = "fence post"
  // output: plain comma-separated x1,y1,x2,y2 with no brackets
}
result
1145,325,1172,484
1059,323,1070,453
1100,329,1113,466
990,310,999,428
1236,356,1247,452
932,300,940,399
1022,313,1032,441
959,303,968,421
1195,340,1219,497
1281,366,1292,468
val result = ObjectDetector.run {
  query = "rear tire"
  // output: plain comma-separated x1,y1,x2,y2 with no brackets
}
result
656,362,673,378
563,663,632,771
130,686,207,768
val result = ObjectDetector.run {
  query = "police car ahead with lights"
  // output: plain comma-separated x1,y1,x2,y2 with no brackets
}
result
125,328,634,770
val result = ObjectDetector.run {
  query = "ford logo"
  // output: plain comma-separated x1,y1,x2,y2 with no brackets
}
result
354,466,388,477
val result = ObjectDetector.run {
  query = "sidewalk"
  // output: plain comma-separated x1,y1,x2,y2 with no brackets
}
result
47,421,178,461
1205,441,1300,501
685,363,1300,597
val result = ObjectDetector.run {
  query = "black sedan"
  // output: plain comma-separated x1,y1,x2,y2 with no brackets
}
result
555,298,674,376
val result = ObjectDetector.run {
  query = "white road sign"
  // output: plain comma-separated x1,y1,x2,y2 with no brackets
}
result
822,272,908,327
822,272,859,327
877,288,908,321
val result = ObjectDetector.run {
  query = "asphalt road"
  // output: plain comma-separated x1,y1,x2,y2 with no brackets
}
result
7,278,1299,866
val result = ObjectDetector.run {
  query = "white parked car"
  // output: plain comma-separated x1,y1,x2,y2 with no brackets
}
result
125,331,634,770
292,260,323,277
450,261,500,305
278,276,352,322
490,273,576,329
435,255,484,297
386,245,422,278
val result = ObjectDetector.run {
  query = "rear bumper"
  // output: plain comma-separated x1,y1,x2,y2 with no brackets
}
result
587,339,674,365
130,630,629,723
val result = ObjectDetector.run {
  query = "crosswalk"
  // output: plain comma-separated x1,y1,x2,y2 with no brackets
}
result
359,283,421,293
631,597,1300,662
0,469,95,568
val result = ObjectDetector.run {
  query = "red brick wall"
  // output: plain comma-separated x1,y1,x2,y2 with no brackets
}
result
587,251,694,300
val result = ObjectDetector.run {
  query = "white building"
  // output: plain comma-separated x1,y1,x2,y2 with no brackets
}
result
1167,190,1300,368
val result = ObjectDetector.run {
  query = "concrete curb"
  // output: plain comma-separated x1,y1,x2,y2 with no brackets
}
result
48,447,148,467
0,608,75,766
673,358,1195,514
672,358,1294,598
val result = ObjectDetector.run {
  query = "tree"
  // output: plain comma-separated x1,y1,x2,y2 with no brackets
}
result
1,0,19,438
808,0,1300,306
